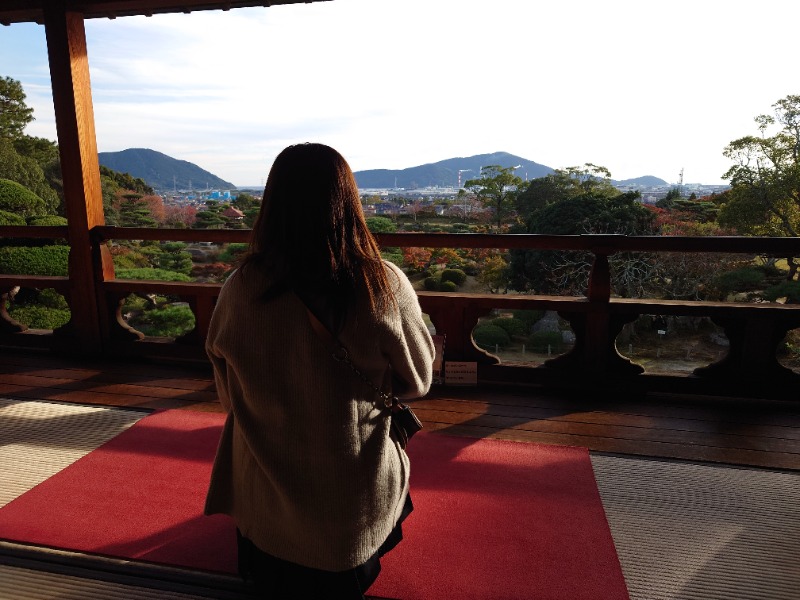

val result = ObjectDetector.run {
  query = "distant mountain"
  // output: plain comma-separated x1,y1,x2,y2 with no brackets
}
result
98,148,671,194
354,152,554,189
98,148,235,192
614,175,669,187
354,153,672,189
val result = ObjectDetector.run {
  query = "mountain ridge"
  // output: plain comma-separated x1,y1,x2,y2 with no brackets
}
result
98,148,669,191
98,148,235,192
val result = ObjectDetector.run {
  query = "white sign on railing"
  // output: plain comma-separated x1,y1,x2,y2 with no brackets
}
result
445,361,477,386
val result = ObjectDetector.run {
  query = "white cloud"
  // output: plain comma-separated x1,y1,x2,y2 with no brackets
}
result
1,0,798,185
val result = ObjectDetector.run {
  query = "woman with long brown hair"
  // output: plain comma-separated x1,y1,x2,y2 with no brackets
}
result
204,143,434,598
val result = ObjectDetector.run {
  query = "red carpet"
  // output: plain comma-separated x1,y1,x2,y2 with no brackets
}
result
0,409,628,600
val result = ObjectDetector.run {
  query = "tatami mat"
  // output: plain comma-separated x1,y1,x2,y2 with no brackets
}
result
3,398,799,599
592,454,800,600
0,564,217,600
0,398,145,508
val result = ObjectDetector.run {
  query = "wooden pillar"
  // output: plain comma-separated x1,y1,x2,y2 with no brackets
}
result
43,2,112,350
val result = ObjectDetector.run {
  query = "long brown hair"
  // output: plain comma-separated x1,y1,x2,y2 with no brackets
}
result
239,143,394,315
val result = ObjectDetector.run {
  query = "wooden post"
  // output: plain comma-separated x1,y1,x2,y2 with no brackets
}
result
43,3,113,350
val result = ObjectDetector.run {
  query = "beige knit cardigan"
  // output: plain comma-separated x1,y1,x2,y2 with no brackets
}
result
204,261,434,571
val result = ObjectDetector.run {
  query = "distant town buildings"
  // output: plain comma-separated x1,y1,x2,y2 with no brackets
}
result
158,181,731,219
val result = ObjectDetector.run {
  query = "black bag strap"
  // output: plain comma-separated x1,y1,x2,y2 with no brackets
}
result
303,304,396,409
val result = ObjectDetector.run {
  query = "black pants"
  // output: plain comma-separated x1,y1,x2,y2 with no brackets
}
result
237,494,413,599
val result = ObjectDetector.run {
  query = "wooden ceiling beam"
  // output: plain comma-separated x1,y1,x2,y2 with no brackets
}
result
1,0,329,25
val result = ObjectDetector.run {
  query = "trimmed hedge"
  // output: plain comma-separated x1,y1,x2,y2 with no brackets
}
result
473,324,511,349
8,305,71,330
0,245,69,275
115,268,192,282
764,281,800,303
715,267,766,295
490,317,528,338
128,305,195,338
27,215,68,227
441,268,467,286
0,209,25,226
511,309,545,327
526,330,563,353
0,179,48,218
217,243,248,264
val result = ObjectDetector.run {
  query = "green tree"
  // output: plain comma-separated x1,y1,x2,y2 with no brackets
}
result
0,77,62,214
243,206,260,228
463,165,525,230
0,139,60,213
117,192,157,227
514,163,617,230
719,94,800,238
232,191,260,212
193,200,226,229
514,174,572,229
217,243,248,264
99,165,153,195
193,210,226,229
509,190,656,294
0,245,69,276
669,198,719,223
0,209,25,225
0,178,48,218
27,215,68,226
366,216,397,233
156,241,193,275
0,76,34,140
719,94,800,280
656,187,682,209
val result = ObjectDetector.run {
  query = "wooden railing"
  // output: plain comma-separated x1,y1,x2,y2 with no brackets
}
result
1,225,799,400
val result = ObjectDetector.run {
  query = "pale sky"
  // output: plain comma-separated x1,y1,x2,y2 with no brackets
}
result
1,0,797,187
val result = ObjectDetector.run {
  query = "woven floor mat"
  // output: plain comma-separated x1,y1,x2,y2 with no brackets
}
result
0,564,221,600
591,453,800,600
0,398,146,508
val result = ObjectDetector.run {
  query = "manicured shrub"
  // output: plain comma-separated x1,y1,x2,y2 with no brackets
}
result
217,242,248,264
365,216,396,233
438,280,458,292
27,215,68,226
128,305,195,338
0,179,48,218
511,309,545,328
156,242,193,275
441,268,467,286
115,268,192,282
37,288,69,309
0,245,69,275
472,324,511,350
491,317,528,338
763,281,800,303
715,267,765,295
424,276,439,291
381,250,404,267
8,305,71,330
526,330,563,353
0,209,25,225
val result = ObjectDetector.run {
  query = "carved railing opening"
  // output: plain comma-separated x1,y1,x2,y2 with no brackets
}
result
1,226,799,398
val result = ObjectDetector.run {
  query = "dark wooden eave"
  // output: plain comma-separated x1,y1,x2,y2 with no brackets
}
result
1,0,330,25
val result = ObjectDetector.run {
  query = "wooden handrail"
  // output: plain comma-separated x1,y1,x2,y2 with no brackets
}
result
1,225,798,399
3,224,799,255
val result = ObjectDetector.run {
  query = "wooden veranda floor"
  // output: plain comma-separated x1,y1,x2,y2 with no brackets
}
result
1,349,798,471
